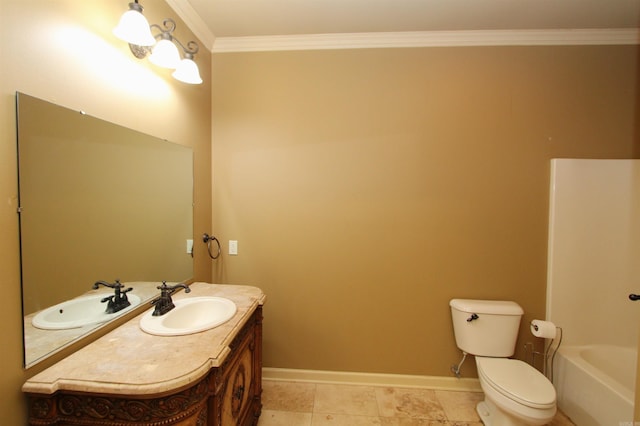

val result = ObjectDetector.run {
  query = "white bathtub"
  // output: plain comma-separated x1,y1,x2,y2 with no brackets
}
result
553,345,636,426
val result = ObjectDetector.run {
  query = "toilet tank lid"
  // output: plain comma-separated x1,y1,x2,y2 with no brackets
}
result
449,299,524,315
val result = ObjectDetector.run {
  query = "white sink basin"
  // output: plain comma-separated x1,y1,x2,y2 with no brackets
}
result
32,293,142,330
139,296,237,336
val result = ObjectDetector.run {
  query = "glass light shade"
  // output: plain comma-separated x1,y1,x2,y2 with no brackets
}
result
172,58,203,84
149,39,181,69
113,8,155,46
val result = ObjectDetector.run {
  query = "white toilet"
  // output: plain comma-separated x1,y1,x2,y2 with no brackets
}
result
449,299,557,426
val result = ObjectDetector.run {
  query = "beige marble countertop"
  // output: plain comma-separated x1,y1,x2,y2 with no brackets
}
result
23,282,266,396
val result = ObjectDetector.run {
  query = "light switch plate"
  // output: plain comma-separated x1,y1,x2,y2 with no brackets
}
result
229,240,238,255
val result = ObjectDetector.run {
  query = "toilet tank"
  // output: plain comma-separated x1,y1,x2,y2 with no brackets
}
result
450,299,524,357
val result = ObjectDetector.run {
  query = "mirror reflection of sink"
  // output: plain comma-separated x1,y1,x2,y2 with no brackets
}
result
32,293,142,330
139,296,237,336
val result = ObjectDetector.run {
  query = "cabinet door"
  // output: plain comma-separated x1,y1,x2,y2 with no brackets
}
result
221,341,254,425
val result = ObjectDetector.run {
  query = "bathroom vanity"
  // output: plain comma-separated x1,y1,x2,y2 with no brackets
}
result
23,283,265,426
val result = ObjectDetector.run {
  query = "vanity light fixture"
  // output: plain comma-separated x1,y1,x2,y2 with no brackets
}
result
113,1,203,84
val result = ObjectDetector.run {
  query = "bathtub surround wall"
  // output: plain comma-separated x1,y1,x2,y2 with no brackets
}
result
0,1,211,424
547,159,640,425
211,47,640,377
547,159,640,348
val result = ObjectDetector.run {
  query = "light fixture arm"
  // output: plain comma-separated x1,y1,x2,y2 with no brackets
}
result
150,18,177,39
129,18,199,59
151,19,199,56
172,38,199,56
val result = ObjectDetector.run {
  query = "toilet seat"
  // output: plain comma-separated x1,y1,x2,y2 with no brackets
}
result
476,357,556,410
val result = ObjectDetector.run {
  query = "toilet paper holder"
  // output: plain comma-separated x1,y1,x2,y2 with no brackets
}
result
526,320,563,382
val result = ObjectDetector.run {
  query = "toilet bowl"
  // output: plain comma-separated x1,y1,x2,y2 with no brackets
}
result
476,357,556,426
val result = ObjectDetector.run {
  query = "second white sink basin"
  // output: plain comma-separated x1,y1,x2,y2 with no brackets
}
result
139,296,237,336
32,293,142,330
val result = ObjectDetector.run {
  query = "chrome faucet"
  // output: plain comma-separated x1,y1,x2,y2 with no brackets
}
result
151,281,191,316
92,279,133,314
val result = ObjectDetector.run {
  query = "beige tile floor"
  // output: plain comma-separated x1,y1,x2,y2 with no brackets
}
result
257,380,575,426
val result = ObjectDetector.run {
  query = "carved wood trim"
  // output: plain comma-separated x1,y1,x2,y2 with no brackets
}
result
28,373,209,425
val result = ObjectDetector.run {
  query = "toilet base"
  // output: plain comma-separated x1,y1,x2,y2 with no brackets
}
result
477,399,531,426
476,401,492,425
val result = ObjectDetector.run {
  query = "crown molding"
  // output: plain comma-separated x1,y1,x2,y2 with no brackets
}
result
212,28,639,53
165,0,216,51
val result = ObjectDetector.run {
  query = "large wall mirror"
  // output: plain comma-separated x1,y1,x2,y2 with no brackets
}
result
17,92,193,368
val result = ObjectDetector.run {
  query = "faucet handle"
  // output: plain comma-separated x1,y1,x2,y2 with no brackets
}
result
93,279,124,290
156,281,191,294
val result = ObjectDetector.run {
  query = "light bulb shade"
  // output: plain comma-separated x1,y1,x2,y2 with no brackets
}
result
172,58,203,84
113,7,155,46
149,39,181,69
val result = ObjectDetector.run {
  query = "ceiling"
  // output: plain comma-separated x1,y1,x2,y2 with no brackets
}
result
184,0,640,39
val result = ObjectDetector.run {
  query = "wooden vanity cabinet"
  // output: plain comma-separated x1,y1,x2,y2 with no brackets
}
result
25,306,263,426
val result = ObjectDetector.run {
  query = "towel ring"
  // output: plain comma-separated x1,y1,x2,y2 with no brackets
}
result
202,233,221,260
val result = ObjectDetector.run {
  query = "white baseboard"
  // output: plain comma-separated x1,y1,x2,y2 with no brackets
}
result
262,368,482,392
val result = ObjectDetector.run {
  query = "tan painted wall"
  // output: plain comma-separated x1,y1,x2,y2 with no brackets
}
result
0,0,211,423
212,46,639,376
